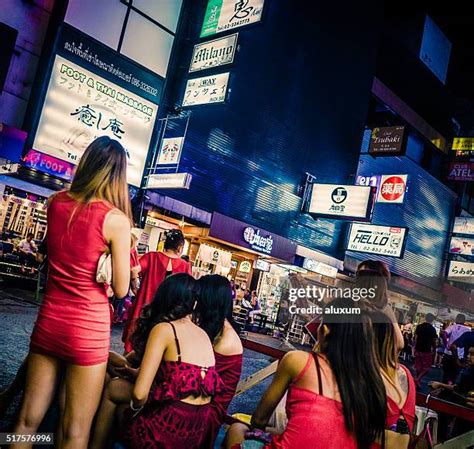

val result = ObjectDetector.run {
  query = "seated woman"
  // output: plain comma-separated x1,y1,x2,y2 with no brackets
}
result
372,311,416,434
225,297,387,449
196,274,244,449
90,273,222,449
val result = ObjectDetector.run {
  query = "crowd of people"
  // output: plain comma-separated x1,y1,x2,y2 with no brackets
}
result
0,137,473,449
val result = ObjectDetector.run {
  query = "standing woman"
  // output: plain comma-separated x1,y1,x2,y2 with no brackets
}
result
122,229,191,353
13,136,131,449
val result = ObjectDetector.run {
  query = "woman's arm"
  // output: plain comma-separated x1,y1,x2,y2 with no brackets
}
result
132,323,171,407
104,211,131,299
251,351,308,429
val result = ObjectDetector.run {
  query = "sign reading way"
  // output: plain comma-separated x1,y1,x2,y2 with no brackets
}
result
190,34,238,73
182,73,230,106
309,183,373,220
347,223,408,258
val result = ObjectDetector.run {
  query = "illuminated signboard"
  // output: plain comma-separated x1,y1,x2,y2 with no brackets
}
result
453,217,474,235
377,175,408,204
347,223,408,258
447,261,474,282
201,0,264,37
146,173,192,189
254,259,271,272
449,236,474,256
32,55,158,187
182,72,230,106
302,259,338,278
368,126,405,155
157,137,184,165
189,33,238,72
308,183,373,221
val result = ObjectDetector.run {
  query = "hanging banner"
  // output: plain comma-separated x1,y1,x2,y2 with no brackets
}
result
453,217,474,235
368,126,405,155
347,223,408,258
452,137,474,151
308,183,374,221
449,236,474,256
377,175,408,204
32,55,158,187
200,0,265,38
190,33,238,73
157,137,184,165
182,72,230,106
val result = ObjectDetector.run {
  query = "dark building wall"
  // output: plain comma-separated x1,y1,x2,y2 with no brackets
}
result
159,0,384,258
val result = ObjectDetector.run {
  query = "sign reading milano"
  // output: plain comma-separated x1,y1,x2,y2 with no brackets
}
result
369,126,405,155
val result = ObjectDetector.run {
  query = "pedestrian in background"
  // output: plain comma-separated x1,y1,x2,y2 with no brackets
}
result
13,136,132,449
122,229,191,353
443,314,471,384
413,313,437,387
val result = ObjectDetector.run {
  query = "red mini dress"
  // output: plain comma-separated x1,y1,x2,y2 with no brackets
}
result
30,191,114,366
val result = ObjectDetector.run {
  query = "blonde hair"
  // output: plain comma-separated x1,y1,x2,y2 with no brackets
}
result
69,136,132,221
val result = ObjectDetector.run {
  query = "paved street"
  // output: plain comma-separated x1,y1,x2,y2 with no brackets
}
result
0,287,274,432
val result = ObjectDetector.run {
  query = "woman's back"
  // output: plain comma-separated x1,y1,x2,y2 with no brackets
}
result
268,351,357,449
46,191,111,300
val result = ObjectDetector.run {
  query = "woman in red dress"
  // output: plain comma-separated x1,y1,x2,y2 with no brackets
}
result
13,137,132,449
122,229,191,353
195,275,244,449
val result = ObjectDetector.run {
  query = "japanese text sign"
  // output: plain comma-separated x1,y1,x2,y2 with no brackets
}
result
201,0,265,37
32,55,158,187
377,175,408,204
182,73,230,106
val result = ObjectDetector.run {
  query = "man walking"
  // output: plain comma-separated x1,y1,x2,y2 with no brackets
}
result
443,314,470,384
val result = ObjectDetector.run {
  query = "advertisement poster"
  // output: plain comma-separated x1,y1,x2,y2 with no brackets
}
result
32,55,158,187
347,223,408,258
308,183,373,220
447,260,474,281
453,217,474,235
182,73,230,106
201,0,265,37
377,175,408,204
368,126,405,155
449,236,474,255
157,137,184,165
189,33,238,72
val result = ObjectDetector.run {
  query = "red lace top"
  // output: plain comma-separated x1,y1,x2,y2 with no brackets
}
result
150,322,222,403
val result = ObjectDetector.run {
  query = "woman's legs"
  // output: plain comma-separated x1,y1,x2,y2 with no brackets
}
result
12,353,62,449
90,377,133,449
60,362,107,449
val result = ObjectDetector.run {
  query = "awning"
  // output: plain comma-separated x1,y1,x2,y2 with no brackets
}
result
295,245,344,271
0,175,56,198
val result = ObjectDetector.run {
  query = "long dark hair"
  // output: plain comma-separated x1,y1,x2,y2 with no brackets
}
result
196,274,234,343
319,297,386,449
131,273,196,360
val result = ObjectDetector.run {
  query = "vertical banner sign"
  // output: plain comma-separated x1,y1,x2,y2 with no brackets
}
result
377,175,408,204
201,0,265,37
157,137,184,165
182,73,230,106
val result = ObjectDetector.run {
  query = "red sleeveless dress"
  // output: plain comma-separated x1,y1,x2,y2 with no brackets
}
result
202,351,243,449
29,191,113,366
122,252,191,352
124,322,223,449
